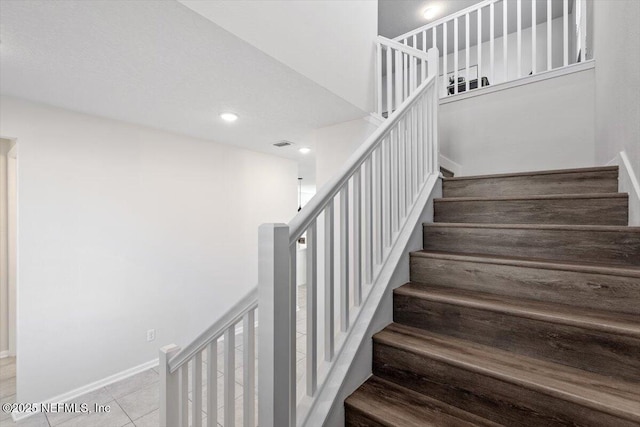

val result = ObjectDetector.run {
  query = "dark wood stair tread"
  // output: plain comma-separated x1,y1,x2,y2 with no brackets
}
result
422,223,640,267
434,192,629,202
411,250,640,275
394,283,640,337
442,166,619,182
375,323,640,423
346,376,502,427
423,222,640,232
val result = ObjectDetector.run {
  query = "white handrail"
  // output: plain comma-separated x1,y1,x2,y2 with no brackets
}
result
167,287,258,373
290,71,436,244
394,0,498,43
378,36,430,60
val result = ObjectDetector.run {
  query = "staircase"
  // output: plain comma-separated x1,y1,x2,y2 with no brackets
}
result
345,166,640,426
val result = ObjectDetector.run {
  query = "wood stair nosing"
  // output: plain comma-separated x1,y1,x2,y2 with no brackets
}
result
373,323,640,426
433,192,629,225
422,223,640,267
345,376,502,427
393,283,640,382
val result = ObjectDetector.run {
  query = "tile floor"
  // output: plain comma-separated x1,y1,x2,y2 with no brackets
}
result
0,285,309,427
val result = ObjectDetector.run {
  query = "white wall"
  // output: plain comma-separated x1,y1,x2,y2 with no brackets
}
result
439,66,596,176
593,0,640,205
313,118,379,188
0,96,297,402
177,0,378,113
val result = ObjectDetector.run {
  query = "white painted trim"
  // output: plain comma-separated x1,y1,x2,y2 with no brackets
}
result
363,113,384,127
297,174,440,427
0,350,10,358
439,154,462,176
440,60,596,105
11,358,159,422
612,151,640,226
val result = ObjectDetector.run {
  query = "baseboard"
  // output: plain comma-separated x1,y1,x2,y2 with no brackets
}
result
615,151,640,225
12,358,159,422
0,350,11,359
439,154,462,176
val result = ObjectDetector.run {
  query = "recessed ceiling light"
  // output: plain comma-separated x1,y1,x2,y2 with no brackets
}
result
220,112,238,122
299,147,311,154
423,7,437,20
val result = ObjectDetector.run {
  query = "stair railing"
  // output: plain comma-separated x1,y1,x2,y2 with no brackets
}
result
260,47,439,427
388,0,589,99
375,36,434,118
160,46,440,427
159,289,258,427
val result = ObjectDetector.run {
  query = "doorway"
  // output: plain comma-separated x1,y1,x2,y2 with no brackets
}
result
1,137,17,360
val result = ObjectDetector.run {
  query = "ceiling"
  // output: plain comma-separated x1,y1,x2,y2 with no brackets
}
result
0,0,368,181
380,0,575,52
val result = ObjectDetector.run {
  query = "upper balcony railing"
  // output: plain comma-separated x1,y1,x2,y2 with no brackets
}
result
378,0,588,109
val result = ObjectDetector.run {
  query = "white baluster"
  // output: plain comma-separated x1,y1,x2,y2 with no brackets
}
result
399,124,405,221
490,3,495,84
206,341,217,427
258,223,294,427
376,43,382,116
517,0,522,78
391,127,398,232
403,40,408,99
224,327,236,426
547,0,552,70
180,365,188,427
375,146,383,265
386,47,392,116
433,26,437,50
465,13,470,92
243,310,255,427
383,137,392,246
532,0,537,74
192,352,203,427
395,49,402,111
413,106,419,195
324,201,334,361
160,344,181,427
454,17,459,94
422,31,427,82
306,221,317,396
478,7,483,87
425,92,431,174
428,48,440,173
443,21,448,97
339,186,350,331
411,52,417,93
504,0,508,81
417,100,423,186
353,170,362,306
364,158,373,285
563,0,568,66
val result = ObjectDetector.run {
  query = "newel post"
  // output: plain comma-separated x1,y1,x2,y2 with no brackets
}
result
159,344,181,427
258,223,295,427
